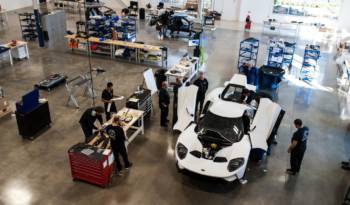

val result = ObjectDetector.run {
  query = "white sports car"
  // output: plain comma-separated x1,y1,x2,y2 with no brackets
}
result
173,74,284,182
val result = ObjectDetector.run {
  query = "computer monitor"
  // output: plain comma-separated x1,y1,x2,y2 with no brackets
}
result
16,89,40,113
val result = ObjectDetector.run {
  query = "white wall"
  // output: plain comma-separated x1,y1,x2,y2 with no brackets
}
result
0,0,33,11
338,0,350,31
213,0,240,21
212,0,273,22
239,0,273,23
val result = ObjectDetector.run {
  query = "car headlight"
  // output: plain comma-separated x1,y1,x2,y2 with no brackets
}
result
227,158,245,172
177,143,188,160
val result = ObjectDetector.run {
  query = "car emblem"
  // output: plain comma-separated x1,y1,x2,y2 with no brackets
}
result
201,169,205,172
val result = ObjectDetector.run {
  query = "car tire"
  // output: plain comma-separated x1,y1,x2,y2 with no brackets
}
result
176,161,183,173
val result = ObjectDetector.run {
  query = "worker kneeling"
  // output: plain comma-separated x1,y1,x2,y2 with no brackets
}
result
105,116,133,174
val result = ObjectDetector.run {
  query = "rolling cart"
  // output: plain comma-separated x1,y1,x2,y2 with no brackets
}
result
35,73,67,92
68,132,114,188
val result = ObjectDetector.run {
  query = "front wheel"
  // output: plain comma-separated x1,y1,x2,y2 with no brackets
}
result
175,161,183,173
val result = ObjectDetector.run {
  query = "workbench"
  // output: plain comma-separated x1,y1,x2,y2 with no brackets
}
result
65,35,168,68
165,56,199,89
0,41,30,66
105,107,144,147
262,20,301,38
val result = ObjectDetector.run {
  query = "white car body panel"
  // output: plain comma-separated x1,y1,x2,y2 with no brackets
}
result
226,74,256,92
176,124,251,181
250,98,282,150
175,74,283,182
209,100,249,118
173,85,198,132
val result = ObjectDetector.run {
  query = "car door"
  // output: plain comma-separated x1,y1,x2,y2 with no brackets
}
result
249,98,283,151
173,85,198,132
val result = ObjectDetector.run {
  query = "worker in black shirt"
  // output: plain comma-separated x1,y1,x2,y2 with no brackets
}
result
172,78,182,126
159,81,170,127
106,116,132,172
101,82,117,121
194,71,209,118
287,119,309,175
79,106,104,142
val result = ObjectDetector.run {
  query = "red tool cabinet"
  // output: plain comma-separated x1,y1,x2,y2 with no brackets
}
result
68,143,114,187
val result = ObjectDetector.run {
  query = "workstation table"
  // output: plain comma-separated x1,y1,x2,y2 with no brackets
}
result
165,56,199,89
65,34,168,68
0,41,30,66
68,107,144,187
262,20,301,38
105,107,145,147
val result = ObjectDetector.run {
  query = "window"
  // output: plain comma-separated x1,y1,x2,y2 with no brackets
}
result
273,0,343,20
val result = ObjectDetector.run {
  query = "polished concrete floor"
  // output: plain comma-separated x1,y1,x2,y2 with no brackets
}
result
0,8,349,205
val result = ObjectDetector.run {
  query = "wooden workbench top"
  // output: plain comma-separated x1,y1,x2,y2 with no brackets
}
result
2,40,28,48
65,34,163,52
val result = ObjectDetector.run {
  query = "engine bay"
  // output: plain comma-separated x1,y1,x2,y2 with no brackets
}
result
197,129,231,160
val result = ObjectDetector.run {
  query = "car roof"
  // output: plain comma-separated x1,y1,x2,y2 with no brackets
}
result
208,100,249,118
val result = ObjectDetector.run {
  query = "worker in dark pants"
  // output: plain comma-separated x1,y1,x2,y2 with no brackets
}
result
287,119,309,175
172,78,182,126
106,116,132,173
79,106,104,142
194,71,209,118
159,81,170,127
101,82,117,121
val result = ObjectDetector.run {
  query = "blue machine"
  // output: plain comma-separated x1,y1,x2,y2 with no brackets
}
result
300,44,321,83
238,38,259,69
16,89,40,114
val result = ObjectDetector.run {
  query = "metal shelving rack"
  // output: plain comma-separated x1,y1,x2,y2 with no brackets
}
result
300,44,321,83
267,40,284,68
18,13,37,41
238,38,259,69
117,16,137,42
267,40,296,69
87,15,136,42
282,41,296,69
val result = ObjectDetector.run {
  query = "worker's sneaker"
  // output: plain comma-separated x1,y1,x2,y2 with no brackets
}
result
286,169,296,175
125,163,133,170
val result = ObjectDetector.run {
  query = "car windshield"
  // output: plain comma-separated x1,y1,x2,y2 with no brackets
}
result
221,84,245,102
197,111,244,143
